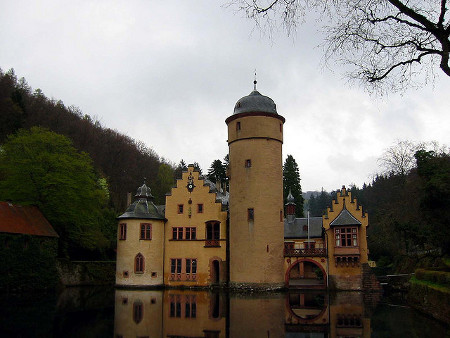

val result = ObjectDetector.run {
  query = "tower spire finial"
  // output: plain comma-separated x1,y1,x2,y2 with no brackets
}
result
253,69,257,90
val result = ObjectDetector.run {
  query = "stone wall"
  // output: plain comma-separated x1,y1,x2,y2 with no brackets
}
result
57,259,115,286
362,263,382,292
408,278,450,325
329,274,362,290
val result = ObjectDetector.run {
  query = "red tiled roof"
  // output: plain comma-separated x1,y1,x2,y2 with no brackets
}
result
0,202,59,237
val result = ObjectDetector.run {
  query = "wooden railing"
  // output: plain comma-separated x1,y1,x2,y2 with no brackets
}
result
204,240,220,247
284,248,327,257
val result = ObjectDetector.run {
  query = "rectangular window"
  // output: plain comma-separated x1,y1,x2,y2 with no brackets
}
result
248,208,254,221
186,227,196,240
171,258,182,274
170,298,182,318
140,223,151,240
185,258,197,274
236,121,241,131
335,227,358,247
119,223,127,240
206,222,220,240
197,204,203,213
178,204,184,214
185,297,197,318
172,227,183,240
245,159,252,168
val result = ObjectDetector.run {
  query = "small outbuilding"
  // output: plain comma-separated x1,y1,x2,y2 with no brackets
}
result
0,201,59,291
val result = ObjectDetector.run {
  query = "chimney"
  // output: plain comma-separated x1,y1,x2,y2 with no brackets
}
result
127,192,132,206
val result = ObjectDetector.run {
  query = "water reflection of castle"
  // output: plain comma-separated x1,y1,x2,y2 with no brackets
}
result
115,84,381,291
114,290,378,337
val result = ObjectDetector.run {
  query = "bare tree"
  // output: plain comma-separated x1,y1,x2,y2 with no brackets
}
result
378,140,448,175
228,0,449,92
378,140,420,175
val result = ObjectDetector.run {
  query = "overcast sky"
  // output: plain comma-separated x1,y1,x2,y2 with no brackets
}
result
1,1,449,192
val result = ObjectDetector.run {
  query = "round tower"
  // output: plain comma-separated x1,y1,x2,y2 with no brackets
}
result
116,181,165,287
226,82,285,288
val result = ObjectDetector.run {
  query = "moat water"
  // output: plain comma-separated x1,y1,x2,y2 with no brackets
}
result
0,287,447,337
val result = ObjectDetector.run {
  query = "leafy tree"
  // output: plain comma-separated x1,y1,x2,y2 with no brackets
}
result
230,0,450,92
0,68,166,212
0,127,111,258
283,154,304,217
153,163,175,204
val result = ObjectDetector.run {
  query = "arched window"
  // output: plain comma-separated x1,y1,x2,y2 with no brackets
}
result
133,301,143,323
135,253,144,273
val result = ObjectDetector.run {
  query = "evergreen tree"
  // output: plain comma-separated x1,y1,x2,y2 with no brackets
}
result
174,159,187,180
308,189,332,217
283,154,304,217
207,159,226,183
415,149,450,254
193,162,202,176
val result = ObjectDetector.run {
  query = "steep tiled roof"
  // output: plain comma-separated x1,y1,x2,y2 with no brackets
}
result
329,208,361,227
0,202,58,237
284,217,323,239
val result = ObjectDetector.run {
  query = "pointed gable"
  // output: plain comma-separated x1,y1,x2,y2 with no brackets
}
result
329,208,361,227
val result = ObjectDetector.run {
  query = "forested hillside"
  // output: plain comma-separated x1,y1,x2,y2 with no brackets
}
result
0,68,170,211
306,142,450,271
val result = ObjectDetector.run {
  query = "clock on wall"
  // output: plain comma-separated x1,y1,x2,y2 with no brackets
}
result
186,172,195,192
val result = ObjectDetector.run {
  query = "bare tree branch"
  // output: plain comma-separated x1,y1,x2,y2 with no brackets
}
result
228,0,450,93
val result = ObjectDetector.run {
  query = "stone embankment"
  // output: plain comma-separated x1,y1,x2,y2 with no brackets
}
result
57,259,115,286
407,269,450,325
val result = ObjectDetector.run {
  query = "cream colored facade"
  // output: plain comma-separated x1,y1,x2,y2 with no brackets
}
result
226,112,285,287
116,218,165,286
164,167,227,287
114,290,163,337
114,289,226,338
115,87,375,291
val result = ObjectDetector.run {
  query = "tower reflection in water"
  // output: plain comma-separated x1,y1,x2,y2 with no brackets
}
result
114,289,374,337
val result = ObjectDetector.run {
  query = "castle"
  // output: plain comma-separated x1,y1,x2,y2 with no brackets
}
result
115,84,377,291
